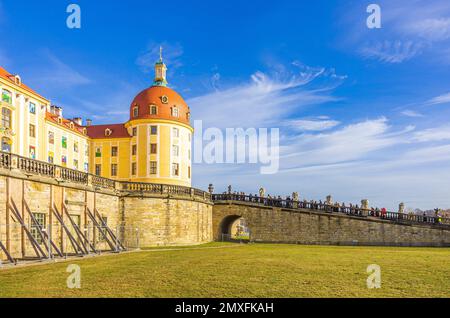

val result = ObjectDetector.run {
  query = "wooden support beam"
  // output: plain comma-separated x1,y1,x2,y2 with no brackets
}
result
9,199,46,259
23,199,63,258
94,209,126,251
0,239,15,264
86,208,116,251
62,204,97,254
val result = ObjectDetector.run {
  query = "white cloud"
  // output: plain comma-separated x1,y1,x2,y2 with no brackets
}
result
427,92,450,105
288,119,340,132
360,40,424,63
401,110,424,117
136,42,183,73
413,125,450,142
189,67,343,129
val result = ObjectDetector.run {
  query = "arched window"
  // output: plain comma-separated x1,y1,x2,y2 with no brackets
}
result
1,137,11,152
150,104,158,115
172,106,179,117
1,107,11,129
1,89,12,104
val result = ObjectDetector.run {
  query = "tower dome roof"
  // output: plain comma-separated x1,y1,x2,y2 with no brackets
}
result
129,85,190,125
129,47,191,125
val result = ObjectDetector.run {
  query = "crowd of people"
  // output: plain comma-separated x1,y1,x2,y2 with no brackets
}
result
212,190,447,226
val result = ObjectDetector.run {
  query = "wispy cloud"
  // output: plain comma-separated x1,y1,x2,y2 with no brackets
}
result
341,0,450,64
413,124,450,142
360,40,424,63
401,110,424,117
136,41,183,74
426,92,450,105
287,118,340,132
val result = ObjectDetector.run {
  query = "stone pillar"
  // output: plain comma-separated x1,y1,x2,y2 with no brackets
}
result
292,192,299,208
399,202,405,214
361,199,369,210
259,188,265,197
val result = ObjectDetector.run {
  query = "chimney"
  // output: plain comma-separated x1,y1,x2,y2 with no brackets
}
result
73,117,82,126
51,105,63,117
86,119,92,127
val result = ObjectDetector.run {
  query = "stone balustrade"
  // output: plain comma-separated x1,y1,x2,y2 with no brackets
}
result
0,150,210,201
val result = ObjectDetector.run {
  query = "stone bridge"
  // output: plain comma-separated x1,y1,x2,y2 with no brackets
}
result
211,194,450,247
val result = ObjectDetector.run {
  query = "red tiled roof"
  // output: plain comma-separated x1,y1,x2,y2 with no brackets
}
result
0,66,48,101
45,112,86,136
86,124,130,139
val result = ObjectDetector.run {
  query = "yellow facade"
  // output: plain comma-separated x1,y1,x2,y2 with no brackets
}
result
0,56,192,187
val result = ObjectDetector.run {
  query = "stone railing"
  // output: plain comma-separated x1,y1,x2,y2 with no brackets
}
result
212,193,450,228
0,151,211,201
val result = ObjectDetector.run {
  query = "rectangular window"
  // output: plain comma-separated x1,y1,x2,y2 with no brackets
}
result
73,159,79,170
150,161,157,175
48,151,54,164
29,102,36,114
73,141,78,153
172,107,179,117
172,145,179,157
132,127,137,136
150,105,158,115
95,164,101,176
61,155,67,167
150,126,158,135
131,162,137,176
173,128,179,138
62,136,67,149
132,145,137,156
150,143,157,154
111,146,118,157
48,131,54,144
133,107,139,118
29,124,36,138
1,89,12,104
111,164,118,177
84,162,89,173
188,166,191,179
95,147,101,157
1,107,11,128
172,163,179,176
29,146,36,159
30,213,46,244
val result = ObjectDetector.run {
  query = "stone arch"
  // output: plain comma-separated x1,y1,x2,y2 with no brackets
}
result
218,214,251,241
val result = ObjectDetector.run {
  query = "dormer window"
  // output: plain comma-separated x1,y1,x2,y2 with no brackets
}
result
57,117,63,125
69,122,74,129
172,106,179,117
150,104,158,115
186,112,191,120
105,128,112,137
15,76,21,86
82,128,87,135
133,106,139,118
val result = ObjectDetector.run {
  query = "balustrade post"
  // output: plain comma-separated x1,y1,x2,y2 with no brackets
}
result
87,174,94,187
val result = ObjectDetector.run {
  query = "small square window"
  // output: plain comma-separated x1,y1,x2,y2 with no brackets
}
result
29,124,36,138
150,126,158,135
111,146,118,157
172,163,179,176
150,105,158,115
133,107,139,118
132,127,137,136
150,161,157,175
29,102,36,114
150,143,157,154
111,164,118,177
173,128,179,138
132,145,137,156
95,164,101,176
131,162,137,176
172,107,179,117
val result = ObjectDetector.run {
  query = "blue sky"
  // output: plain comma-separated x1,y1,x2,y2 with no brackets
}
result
1,0,450,210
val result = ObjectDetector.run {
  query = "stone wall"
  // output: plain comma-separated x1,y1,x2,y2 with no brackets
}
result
213,202,450,247
0,169,213,262
123,196,212,246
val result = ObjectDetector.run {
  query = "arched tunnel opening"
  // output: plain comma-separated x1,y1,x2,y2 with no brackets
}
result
219,215,251,242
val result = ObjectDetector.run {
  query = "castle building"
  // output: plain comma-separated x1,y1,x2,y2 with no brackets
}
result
0,51,192,187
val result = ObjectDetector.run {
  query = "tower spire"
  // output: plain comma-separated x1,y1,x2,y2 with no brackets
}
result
153,46,168,87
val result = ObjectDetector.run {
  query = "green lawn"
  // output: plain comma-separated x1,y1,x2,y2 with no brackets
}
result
0,243,449,298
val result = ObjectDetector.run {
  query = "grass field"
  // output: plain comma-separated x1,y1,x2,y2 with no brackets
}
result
0,243,449,298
